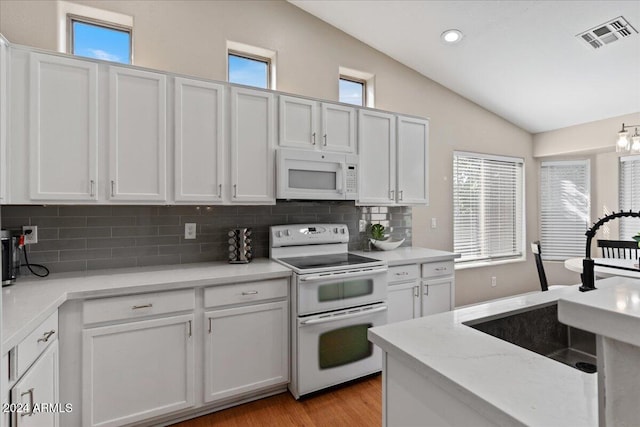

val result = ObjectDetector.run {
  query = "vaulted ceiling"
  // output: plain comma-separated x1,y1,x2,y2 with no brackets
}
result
290,1,640,133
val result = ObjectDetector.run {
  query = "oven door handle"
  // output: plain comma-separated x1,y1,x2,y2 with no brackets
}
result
299,268,387,282
300,305,388,325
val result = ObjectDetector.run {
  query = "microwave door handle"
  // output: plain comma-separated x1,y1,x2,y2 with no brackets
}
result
299,267,388,282
300,305,388,325
337,162,345,194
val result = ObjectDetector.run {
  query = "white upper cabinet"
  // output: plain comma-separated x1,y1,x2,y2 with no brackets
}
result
397,116,429,205
279,95,355,153
174,78,225,203
109,66,167,202
358,109,396,205
29,53,99,201
230,87,275,204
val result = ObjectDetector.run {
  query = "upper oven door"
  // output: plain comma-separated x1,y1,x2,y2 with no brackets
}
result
277,148,357,200
296,267,387,316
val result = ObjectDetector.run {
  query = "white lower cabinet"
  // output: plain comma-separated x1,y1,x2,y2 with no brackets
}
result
204,300,289,403
11,341,59,427
82,314,195,427
387,261,455,322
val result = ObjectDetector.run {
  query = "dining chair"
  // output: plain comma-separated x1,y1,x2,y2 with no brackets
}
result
531,241,549,291
597,239,639,259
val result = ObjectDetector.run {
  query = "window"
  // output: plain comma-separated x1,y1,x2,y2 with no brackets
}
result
339,76,365,106
539,160,590,260
227,41,276,89
453,152,525,266
228,51,269,89
619,156,640,238
69,16,132,64
338,66,375,108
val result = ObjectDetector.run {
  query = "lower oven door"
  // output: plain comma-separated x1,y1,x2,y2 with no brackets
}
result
297,267,387,315
295,302,387,397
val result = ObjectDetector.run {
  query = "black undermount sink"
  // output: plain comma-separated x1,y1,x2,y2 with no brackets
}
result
464,303,597,374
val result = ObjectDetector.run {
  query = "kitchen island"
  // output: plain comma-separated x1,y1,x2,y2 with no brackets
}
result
368,277,640,426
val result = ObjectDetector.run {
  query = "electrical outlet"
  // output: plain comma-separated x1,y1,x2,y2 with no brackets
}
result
184,223,197,240
23,225,38,244
359,220,367,233
431,218,437,229
491,276,497,287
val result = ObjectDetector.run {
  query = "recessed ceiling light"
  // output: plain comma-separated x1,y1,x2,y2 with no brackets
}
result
441,29,463,44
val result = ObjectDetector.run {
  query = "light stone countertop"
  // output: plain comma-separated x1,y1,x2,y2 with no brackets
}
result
368,276,640,426
351,246,460,266
2,259,292,352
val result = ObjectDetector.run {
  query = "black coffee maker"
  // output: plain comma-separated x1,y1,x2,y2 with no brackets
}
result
1,229,21,286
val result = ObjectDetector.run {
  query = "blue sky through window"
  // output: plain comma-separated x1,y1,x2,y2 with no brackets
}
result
339,78,364,106
72,21,131,64
228,54,268,89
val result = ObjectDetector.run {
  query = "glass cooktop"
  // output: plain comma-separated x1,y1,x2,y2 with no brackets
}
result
278,253,380,270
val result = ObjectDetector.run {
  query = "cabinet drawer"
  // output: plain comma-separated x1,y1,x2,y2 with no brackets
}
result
387,264,419,284
83,289,195,325
16,310,58,379
204,279,288,308
421,261,454,278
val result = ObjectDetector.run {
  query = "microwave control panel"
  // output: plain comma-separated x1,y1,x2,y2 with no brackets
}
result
346,164,357,195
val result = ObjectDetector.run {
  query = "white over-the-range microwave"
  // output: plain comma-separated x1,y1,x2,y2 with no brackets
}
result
276,148,358,200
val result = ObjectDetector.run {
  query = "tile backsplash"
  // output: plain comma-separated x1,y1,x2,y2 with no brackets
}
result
1,202,411,274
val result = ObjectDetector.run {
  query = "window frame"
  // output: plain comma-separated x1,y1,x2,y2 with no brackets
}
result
67,13,133,64
453,151,526,269
539,159,591,261
227,49,271,89
339,75,366,107
619,155,640,239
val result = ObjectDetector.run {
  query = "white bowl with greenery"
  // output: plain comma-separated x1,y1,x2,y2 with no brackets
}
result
370,238,405,251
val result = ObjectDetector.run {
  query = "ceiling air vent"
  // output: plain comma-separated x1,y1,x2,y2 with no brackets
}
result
577,16,638,49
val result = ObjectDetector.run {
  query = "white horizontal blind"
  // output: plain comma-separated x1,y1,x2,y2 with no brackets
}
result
539,160,590,260
453,152,524,264
619,156,640,238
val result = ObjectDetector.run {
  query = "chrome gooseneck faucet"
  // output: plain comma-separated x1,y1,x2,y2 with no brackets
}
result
580,210,640,292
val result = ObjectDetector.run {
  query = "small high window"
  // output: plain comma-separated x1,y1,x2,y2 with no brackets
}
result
339,76,365,107
228,51,270,89
69,16,132,64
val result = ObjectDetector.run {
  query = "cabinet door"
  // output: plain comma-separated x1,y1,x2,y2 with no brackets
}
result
0,39,8,203
82,315,194,427
358,109,396,205
397,116,429,205
11,340,59,427
204,301,288,403
29,53,98,201
321,103,355,153
230,87,275,204
279,95,317,149
421,277,454,317
109,66,166,202
174,78,224,202
387,281,420,324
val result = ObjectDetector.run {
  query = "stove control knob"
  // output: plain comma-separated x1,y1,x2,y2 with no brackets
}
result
284,229,291,236
276,231,282,238
333,228,338,234
340,228,346,234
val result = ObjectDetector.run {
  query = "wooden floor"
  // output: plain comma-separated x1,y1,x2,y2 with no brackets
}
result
171,375,382,427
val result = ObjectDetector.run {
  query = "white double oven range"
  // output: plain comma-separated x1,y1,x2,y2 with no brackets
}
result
270,224,388,399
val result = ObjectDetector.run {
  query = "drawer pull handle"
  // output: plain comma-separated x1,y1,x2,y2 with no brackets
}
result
20,388,34,417
435,267,448,271
37,330,55,343
187,320,192,337
395,272,409,276
242,290,259,296
132,304,153,310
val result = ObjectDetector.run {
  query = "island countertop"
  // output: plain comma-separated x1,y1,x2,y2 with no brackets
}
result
368,276,640,426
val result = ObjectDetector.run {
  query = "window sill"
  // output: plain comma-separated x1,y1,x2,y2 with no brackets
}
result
454,256,526,270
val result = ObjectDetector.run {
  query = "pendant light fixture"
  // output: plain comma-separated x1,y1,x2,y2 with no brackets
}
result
617,123,640,153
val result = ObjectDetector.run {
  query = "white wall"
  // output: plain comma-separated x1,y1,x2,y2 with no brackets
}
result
0,0,540,305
